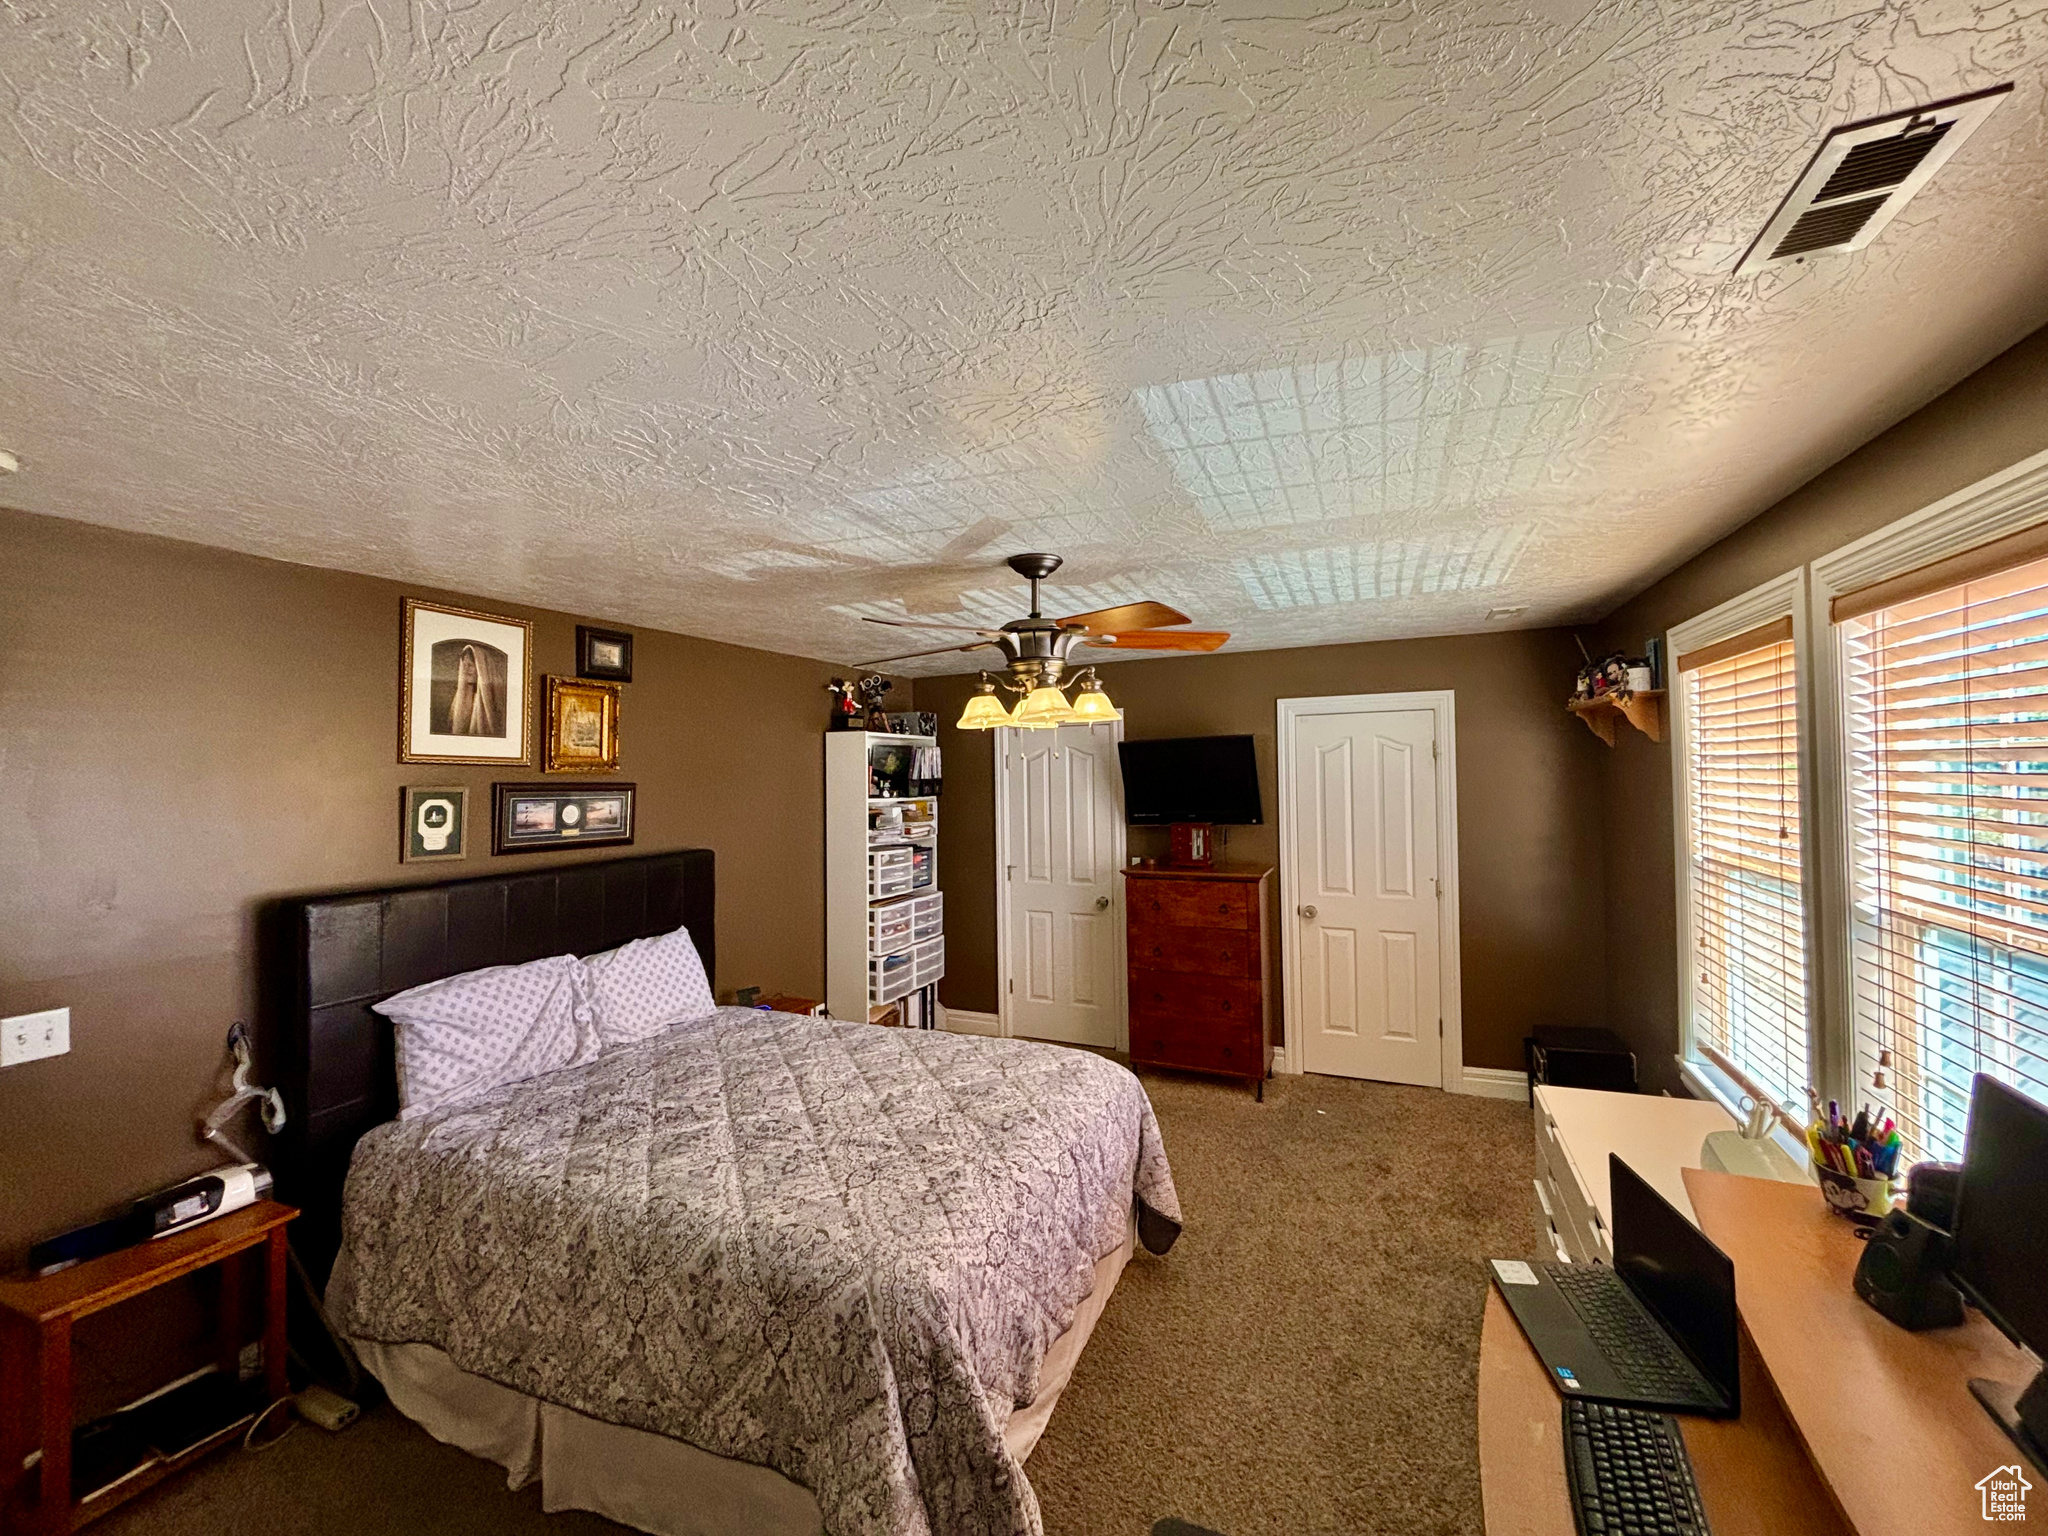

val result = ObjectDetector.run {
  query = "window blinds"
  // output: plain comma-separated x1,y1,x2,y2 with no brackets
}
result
1681,623,1809,1114
1841,552,2048,1163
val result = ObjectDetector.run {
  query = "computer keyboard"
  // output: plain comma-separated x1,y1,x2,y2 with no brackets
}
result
1563,1399,1712,1536
1544,1263,1704,1400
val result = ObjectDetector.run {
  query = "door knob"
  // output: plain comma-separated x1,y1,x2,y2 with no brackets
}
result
1095,896,1111,910
1299,904,1317,919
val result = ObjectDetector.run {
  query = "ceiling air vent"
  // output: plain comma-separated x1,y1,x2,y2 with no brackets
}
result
1734,85,2010,276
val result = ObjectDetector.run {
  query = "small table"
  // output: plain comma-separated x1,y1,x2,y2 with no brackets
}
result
0,1200,296,1534
758,994,823,1017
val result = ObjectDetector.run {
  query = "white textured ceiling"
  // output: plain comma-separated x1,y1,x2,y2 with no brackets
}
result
5,3,2048,673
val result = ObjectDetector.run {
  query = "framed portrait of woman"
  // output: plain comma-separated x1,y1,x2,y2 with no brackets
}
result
400,598,533,764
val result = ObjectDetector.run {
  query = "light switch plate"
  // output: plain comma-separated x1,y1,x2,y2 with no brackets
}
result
1,1007,69,1066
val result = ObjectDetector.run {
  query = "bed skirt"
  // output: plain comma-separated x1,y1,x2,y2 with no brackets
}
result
351,1228,1135,1536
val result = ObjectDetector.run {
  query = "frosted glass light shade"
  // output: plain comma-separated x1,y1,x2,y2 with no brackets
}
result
1012,685,1076,729
956,690,1013,729
1068,682,1122,722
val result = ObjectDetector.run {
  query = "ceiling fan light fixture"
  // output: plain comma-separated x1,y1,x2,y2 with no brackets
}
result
1012,684,1077,729
956,675,1014,730
1067,669,1122,722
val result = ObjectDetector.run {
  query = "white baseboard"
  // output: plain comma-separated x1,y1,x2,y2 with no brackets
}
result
942,1008,1002,1037
1458,1067,1530,1102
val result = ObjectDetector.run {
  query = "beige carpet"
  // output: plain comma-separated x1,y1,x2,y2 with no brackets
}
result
99,1068,1532,1536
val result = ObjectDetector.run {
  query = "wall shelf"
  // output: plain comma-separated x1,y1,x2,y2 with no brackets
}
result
1567,689,1665,746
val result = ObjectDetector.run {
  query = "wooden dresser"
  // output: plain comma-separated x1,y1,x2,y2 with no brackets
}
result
1123,864,1273,1098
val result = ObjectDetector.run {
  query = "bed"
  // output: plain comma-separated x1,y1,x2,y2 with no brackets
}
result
263,850,1180,1536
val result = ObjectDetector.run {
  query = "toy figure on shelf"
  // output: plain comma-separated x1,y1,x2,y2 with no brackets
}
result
825,678,862,731
855,673,894,731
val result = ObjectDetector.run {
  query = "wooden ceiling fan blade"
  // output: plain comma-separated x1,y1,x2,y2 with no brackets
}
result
862,615,1005,636
1081,630,1229,652
1057,600,1191,635
856,639,1001,667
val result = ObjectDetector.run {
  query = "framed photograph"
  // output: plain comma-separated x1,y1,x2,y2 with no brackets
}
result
401,599,532,765
544,676,622,773
576,625,634,682
492,782,635,855
400,785,469,862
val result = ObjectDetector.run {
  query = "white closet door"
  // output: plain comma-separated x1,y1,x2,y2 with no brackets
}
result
1004,724,1124,1047
1291,708,1443,1086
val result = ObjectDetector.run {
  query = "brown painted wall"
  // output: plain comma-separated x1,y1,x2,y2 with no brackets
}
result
0,507,866,1264
916,629,1610,1071
1590,321,2048,1092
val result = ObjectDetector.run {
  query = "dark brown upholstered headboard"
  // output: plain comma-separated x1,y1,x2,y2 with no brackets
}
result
261,848,713,1281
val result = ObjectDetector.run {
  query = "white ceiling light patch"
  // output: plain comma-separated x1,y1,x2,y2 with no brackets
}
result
1233,525,1534,612
1135,332,1607,534
1735,86,2011,276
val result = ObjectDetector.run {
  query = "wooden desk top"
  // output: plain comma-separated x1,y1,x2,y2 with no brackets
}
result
1479,1287,1852,1536
0,1201,295,1326
1121,864,1272,882
1684,1168,2031,1536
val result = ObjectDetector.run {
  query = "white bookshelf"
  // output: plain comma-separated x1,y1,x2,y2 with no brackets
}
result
824,731,945,1024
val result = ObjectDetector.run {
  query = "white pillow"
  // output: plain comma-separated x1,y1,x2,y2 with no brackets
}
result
584,926,717,1047
373,953,601,1119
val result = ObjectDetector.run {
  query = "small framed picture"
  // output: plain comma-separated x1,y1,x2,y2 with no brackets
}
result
492,782,635,855
543,676,621,773
400,785,469,862
401,599,533,765
576,625,634,682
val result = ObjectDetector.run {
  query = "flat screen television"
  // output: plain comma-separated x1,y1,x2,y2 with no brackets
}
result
1118,735,1262,825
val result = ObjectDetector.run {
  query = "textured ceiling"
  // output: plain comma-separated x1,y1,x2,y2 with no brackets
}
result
5,3,2048,673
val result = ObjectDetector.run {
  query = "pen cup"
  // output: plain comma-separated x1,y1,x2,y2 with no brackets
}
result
1813,1159,1892,1223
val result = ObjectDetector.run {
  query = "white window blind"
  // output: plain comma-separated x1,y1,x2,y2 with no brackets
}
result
1681,623,1810,1113
1841,551,2048,1163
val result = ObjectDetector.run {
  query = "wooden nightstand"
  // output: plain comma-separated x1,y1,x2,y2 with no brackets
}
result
0,1200,296,1534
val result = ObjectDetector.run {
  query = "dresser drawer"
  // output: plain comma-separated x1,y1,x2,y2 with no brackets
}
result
1131,1015,1260,1076
1128,924,1259,978
1127,880,1257,931
1129,969,1261,1027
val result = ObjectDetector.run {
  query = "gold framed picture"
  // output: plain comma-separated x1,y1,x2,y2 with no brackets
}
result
543,675,621,773
400,598,532,765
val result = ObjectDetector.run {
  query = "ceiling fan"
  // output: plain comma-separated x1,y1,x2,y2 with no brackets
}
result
858,553,1229,729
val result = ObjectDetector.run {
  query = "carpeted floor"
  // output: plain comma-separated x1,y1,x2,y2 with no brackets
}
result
99,1067,1532,1536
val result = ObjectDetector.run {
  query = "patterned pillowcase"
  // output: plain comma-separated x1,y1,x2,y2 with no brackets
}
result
583,926,717,1047
373,953,601,1119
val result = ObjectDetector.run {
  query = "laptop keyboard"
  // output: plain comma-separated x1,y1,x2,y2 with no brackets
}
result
1564,1399,1712,1536
1544,1263,1705,1401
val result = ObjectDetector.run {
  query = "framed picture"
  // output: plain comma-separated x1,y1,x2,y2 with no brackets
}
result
543,676,622,773
576,625,633,682
401,599,532,765
492,782,635,855
400,785,469,862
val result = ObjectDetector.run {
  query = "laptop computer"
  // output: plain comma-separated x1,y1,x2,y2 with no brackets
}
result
1491,1154,1739,1417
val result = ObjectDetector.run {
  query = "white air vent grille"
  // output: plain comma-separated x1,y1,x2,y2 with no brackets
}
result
1735,85,2009,276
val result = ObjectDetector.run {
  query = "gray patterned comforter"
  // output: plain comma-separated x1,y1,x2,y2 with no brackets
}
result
329,1007,1180,1536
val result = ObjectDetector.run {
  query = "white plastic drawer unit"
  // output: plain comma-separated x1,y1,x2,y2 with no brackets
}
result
869,936,945,1005
868,892,942,958
867,846,938,902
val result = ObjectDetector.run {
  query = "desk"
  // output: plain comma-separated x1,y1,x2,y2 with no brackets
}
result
1479,1171,2039,1536
1479,1289,1851,1536
0,1201,296,1535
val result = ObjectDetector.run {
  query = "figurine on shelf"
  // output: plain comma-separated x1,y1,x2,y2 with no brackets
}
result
855,673,894,731
825,677,862,731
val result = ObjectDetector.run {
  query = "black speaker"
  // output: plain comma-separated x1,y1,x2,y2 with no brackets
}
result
1855,1208,1966,1330
1904,1160,1963,1231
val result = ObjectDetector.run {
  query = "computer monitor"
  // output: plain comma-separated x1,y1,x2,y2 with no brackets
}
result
1610,1154,1741,1412
1953,1073,2048,1468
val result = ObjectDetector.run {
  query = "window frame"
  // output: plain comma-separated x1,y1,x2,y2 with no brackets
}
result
1807,444,2048,1144
1667,569,1818,1126
1665,445,2048,1131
